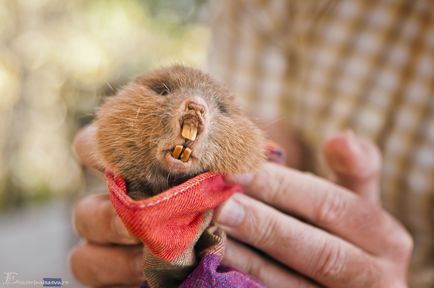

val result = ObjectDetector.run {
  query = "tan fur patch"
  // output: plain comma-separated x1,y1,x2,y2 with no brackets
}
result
95,65,266,197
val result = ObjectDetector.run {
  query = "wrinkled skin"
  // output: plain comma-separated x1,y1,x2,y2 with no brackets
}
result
71,129,413,287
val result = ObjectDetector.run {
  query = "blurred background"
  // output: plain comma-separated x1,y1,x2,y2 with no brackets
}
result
3,0,432,286
0,0,208,285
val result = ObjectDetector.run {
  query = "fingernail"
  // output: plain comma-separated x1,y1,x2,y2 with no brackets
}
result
224,173,254,186
328,131,366,175
215,196,245,226
345,130,362,155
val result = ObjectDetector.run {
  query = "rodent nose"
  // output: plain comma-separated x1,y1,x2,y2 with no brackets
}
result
186,101,205,114
178,99,206,144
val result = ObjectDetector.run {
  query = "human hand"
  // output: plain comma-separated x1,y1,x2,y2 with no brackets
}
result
214,132,413,288
70,125,145,287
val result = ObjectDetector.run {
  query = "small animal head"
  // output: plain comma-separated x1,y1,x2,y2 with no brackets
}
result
96,65,265,195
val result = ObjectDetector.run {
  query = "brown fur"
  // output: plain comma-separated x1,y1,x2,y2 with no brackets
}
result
95,65,265,198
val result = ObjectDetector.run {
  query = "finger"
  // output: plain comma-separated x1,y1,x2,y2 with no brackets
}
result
323,131,381,204
223,238,319,288
225,163,406,258
255,118,305,169
73,193,140,245
72,124,104,171
69,242,144,287
215,193,380,288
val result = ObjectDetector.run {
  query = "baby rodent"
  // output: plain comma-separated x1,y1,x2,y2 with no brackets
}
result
95,65,265,199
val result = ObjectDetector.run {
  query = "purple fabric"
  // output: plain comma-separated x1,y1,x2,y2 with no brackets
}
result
139,254,264,288
180,254,265,288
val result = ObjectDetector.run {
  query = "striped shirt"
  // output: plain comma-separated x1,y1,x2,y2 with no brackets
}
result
207,0,434,286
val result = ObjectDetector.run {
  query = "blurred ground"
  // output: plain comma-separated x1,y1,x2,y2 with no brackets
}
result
0,200,80,286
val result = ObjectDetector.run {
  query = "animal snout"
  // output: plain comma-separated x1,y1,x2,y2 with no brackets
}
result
171,98,207,162
185,100,205,115
181,98,206,125
177,98,206,142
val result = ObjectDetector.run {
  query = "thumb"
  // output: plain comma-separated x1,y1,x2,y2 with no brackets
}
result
323,131,382,205
72,124,105,172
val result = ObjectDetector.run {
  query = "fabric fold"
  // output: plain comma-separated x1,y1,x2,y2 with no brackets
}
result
106,142,285,287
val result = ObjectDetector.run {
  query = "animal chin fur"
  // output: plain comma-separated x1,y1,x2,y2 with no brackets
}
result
95,65,266,199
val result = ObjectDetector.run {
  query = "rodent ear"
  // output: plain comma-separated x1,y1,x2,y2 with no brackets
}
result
216,100,228,114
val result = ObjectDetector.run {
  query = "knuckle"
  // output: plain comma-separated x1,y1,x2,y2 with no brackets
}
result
73,194,114,241
251,164,275,194
128,248,144,280
316,189,347,226
266,169,287,203
388,228,414,260
249,213,279,248
242,254,265,281
69,245,93,285
72,199,89,237
359,257,382,287
314,242,381,288
401,231,414,256
68,246,80,277
379,214,414,261
377,269,408,288
250,163,289,204
379,279,407,288
313,240,345,281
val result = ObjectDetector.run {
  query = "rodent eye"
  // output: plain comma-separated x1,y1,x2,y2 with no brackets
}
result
150,83,171,96
217,101,228,114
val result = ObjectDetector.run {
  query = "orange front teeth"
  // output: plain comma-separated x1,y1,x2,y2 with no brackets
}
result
171,145,184,159
171,145,192,162
180,147,192,162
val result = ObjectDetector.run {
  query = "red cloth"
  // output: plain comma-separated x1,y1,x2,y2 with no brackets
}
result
106,172,241,261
